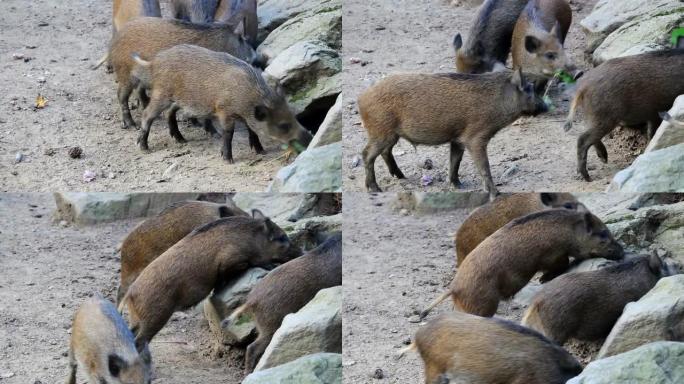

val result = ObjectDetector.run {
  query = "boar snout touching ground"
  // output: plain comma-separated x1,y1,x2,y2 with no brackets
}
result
421,210,623,319
222,232,342,373
407,312,582,384
66,295,150,384
359,69,548,196
131,44,311,163
564,49,684,181
522,254,669,345
455,192,583,265
118,210,301,358
452,0,529,74
117,200,248,305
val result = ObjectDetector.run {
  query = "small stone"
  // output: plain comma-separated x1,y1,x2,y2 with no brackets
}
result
503,164,519,178
162,162,179,180
37,76,46,84
108,172,116,180
422,158,433,170
15,153,24,163
68,146,83,159
83,170,97,183
350,155,361,168
37,21,49,27
12,53,24,60
372,368,384,379
421,175,433,186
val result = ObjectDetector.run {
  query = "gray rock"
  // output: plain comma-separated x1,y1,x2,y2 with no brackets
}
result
567,341,684,384
258,0,338,39
598,275,684,358
255,286,342,371
512,282,542,308
309,95,342,148
592,7,684,64
580,0,680,53
258,3,341,65
243,353,342,384
263,40,341,116
204,268,268,346
647,95,684,153
268,143,342,193
392,192,489,214
567,258,618,274
608,143,684,193
53,192,198,226
280,214,342,250
233,193,340,223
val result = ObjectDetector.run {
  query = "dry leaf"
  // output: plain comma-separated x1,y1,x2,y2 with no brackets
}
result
35,94,47,109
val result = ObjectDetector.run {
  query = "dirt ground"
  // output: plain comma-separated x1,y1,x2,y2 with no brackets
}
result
0,0,297,193
0,194,247,384
342,192,632,383
342,0,645,193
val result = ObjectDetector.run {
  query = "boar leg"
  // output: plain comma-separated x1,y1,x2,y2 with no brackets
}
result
138,95,172,151
576,125,610,182
363,137,394,192
64,347,76,384
245,332,275,374
137,87,150,110
216,116,236,163
117,84,137,129
449,141,465,187
166,107,187,144
380,140,404,179
594,141,608,164
248,128,265,154
466,140,497,199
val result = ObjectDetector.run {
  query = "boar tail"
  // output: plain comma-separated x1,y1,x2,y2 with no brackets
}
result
419,290,451,321
91,52,109,70
564,87,585,132
131,53,151,68
117,293,129,314
395,343,417,360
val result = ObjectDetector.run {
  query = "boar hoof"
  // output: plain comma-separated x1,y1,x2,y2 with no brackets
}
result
367,185,382,193
577,171,592,182
136,140,149,152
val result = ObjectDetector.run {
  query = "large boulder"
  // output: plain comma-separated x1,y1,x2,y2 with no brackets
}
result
309,95,342,149
280,214,342,250
598,275,684,358
608,143,684,193
233,193,340,223
647,95,684,153
268,143,342,193
243,353,342,384
203,268,268,346
255,286,342,371
258,2,342,65
392,192,489,214
53,192,198,226
258,0,338,39
567,341,684,384
264,40,341,116
591,7,684,64
580,0,680,53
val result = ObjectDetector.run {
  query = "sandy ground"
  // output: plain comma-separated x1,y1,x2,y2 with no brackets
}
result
342,0,646,193
0,193,247,384
342,192,634,384
0,0,300,193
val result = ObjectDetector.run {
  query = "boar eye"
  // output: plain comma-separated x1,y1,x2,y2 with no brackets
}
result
563,203,574,209
598,230,609,240
545,52,557,61
278,123,291,132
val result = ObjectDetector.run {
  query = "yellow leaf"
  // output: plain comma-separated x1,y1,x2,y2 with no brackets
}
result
35,94,47,109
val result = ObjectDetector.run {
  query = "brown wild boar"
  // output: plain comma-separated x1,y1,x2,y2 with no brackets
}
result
403,312,582,384
131,44,311,163
109,17,261,131
453,0,529,73
358,69,548,196
420,210,624,319
215,0,259,46
222,232,342,373
512,0,573,79
117,200,249,305
564,50,684,181
170,0,219,23
66,295,150,384
118,211,301,355
455,193,583,265
522,254,669,344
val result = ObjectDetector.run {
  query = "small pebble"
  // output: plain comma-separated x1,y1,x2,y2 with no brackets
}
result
372,368,384,379
68,146,83,159
15,152,24,163
421,158,433,170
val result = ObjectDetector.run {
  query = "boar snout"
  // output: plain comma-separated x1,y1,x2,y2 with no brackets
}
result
251,52,267,70
606,242,625,260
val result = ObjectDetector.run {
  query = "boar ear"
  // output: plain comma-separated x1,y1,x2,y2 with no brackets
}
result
108,354,127,378
251,209,266,221
453,34,463,51
582,211,595,234
524,35,541,53
233,18,246,39
551,21,563,41
648,254,664,275
511,68,524,90
540,193,555,207
254,105,269,121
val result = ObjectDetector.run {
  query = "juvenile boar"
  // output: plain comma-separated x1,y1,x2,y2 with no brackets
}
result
455,193,582,265
66,295,150,384
358,69,548,196
170,0,219,23
132,44,311,163
511,0,573,79
215,0,259,46
110,17,260,131
222,232,342,373
564,50,684,181
117,200,249,305
119,211,301,354
522,254,669,344
404,312,582,384
421,210,623,319
452,0,529,73
113,0,161,36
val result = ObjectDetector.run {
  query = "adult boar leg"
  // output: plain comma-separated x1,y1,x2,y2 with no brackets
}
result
64,348,77,384
137,87,150,110
467,140,497,200
362,138,390,192
594,141,608,164
380,138,404,179
118,83,137,129
577,126,609,182
217,116,236,163
166,107,187,144
246,125,265,154
138,95,172,151
449,141,465,187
